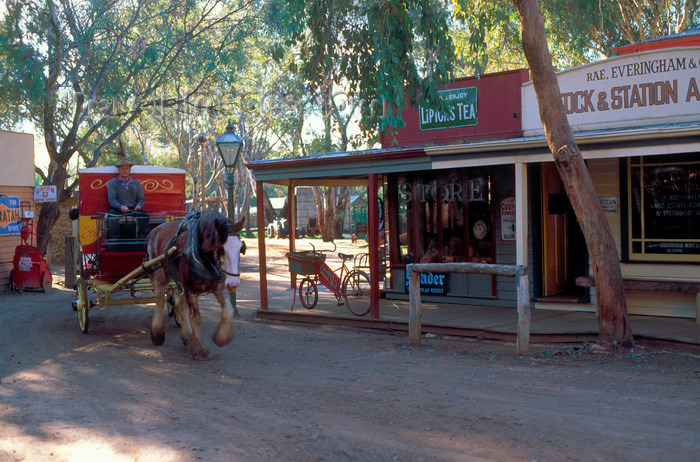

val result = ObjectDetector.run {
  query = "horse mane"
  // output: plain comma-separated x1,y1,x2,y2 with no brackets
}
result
159,211,230,286
196,211,231,253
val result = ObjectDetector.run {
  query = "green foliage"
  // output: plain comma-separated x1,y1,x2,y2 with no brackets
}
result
452,1,523,75
452,0,700,76
268,0,455,137
0,0,259,252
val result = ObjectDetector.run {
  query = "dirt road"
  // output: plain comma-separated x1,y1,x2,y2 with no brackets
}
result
1,239,699,461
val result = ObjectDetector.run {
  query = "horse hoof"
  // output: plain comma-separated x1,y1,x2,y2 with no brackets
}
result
213,329,234,347
150,330,165,345
188,343,209,359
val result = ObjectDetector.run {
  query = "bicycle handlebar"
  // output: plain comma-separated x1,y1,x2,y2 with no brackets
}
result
308,241,337,254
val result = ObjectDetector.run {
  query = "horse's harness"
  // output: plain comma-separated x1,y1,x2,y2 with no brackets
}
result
162,212,242,288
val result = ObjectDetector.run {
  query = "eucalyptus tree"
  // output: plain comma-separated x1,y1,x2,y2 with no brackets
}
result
453,0,700,76
0,0,256,253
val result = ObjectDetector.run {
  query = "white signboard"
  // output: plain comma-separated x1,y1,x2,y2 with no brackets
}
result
522,47,700,136
599,196,618,214
500,196,516,241
34,185,57,203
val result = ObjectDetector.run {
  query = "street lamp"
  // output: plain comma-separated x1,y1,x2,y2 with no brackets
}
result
215,122,243,218
215,122,243,314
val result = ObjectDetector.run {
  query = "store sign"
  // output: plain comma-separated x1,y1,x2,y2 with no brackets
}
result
34,185,57,203
522,47,700,135
399,178,486,203
404,270,448,295
500,197,516,241
0,196,22,235
419,87,478,131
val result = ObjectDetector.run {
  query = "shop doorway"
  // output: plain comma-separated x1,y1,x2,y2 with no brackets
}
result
540,163,587,299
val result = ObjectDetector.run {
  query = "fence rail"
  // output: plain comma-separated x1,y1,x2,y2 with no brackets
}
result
406,262,531,355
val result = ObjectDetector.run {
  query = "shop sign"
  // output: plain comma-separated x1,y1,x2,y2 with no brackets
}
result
399,178,486,203
34,185,57,203
500,197,516,241
419,87,478,131
0,196,22,235
599,196,618,213
404,270,448,295
522,47,700,135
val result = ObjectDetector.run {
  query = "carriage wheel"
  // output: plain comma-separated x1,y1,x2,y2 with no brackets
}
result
343,270,371,316
75,277,90,334
298,277,318,309
41,270,52,293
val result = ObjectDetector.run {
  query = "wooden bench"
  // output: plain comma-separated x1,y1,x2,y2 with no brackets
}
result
576,276,700,323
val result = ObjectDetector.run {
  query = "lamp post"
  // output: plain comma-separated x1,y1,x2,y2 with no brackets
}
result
197,132,208,210
215,122,243,313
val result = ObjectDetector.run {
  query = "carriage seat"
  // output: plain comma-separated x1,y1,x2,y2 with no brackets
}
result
102,215,167,252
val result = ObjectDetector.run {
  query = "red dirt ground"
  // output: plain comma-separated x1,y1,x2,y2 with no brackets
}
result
1,238,699,461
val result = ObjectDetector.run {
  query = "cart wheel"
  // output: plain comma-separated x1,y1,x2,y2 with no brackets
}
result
41,270,52,293
8,270,14,293
343,270,371,316
75,277,89,334
299,277,318,309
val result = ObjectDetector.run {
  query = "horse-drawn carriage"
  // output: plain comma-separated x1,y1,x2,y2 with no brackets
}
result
72,165,188,333
72,164,246,359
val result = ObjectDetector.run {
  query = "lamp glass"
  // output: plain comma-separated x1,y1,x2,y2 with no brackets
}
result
215,124,243,168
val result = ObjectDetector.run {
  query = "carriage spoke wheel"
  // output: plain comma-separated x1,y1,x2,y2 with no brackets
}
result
298,277,318,309
343,270,371,316
75,277,90,334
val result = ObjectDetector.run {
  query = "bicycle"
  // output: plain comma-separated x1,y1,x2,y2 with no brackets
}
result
286,243,371,316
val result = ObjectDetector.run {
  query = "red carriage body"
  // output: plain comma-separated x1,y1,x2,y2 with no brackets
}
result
78,166,187,282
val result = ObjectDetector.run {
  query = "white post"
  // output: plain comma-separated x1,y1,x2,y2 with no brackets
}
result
515,161,528,266
515,267,531,355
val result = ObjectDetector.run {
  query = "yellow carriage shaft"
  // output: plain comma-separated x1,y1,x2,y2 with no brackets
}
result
105,246,178,295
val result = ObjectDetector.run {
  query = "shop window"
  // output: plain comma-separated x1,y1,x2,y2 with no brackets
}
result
627,154,700,262
393,169,494,265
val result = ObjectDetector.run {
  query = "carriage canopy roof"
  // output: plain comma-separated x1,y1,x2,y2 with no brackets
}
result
78,165,187,216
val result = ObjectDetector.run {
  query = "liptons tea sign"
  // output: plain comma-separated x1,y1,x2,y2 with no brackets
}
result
419,87,478,131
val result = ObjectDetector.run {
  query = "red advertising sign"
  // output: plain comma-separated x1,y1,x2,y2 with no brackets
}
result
500,197,516,241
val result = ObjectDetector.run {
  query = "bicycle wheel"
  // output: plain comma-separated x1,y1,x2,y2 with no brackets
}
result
299,277,318,309
343,270,371,316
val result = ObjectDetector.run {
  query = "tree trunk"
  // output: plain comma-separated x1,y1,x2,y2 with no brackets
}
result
37,202,60,255
513,0,633,346
321,187,335,242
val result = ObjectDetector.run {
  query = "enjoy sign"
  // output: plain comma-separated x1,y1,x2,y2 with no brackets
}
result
419,87,478,131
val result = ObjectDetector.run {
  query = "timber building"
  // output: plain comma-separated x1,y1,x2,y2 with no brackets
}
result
0,130,36,292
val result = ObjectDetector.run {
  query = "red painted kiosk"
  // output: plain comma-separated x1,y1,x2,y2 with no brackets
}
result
73,165,187,333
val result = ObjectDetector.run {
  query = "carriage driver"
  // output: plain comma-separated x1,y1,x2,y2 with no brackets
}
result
106,157,147,238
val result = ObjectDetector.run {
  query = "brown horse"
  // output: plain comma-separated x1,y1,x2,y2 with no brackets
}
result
146,211,246,359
